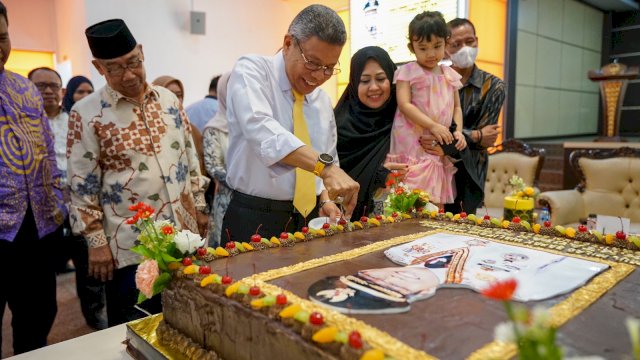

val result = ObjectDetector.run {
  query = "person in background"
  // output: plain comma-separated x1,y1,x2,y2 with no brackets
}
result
336,46,407,218
222,5,359,245
68,19,209,326
420,18,505,214
386,11,466,207
31,69,107,330
203,72,232,247
153,75,206,174
186,74,220,132
62,75,94,113
0,1,67,354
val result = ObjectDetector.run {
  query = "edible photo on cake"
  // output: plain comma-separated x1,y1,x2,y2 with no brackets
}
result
309,233,609,314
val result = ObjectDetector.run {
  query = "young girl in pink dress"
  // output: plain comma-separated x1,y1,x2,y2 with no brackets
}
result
386,11,467,205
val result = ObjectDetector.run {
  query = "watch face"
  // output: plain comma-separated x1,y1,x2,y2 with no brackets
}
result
319,153,334,164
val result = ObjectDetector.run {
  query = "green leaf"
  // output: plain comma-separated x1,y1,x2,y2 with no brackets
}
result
155,254,168,271
136,291,148,304
147,193,160,201
170,141,180,150
152,272,172,295
138,162,149,171
131,245,154,259
83,152,94,160
161,252,179,263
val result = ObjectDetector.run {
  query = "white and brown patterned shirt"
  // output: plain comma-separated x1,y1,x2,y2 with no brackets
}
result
67,84,208,269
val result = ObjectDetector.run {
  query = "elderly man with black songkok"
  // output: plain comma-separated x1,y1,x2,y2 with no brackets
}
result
67,19,209,326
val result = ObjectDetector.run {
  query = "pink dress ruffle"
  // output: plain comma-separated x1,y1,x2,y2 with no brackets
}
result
386,62,462,204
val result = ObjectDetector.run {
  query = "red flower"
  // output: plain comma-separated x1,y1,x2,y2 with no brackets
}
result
125,213,140,225
390,172,403,178
161,225,174,235
385,179,395,187
481,278,518,301
395,188,405,195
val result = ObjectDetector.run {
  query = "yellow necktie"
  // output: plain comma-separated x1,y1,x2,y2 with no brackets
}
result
292,90,316,217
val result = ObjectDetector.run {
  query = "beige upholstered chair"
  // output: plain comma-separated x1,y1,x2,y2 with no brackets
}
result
538,147,640,233
480,139,545,218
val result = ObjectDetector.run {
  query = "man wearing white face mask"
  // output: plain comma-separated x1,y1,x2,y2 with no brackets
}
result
421,18,505,214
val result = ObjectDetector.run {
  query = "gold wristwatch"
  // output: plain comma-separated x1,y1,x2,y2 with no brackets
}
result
313,153,334,176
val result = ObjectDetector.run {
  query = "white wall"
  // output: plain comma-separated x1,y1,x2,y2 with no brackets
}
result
4,0,57,52
55,0,91,81
82,0,330,106
514,0,602,138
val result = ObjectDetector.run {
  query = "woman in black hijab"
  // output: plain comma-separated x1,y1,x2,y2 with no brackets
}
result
336,46,407,218
62,76,93,113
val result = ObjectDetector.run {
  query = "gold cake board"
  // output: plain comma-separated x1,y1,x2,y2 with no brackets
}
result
126,314,186,360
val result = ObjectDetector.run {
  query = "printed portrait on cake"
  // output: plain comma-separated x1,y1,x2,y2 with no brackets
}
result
309,233,609,314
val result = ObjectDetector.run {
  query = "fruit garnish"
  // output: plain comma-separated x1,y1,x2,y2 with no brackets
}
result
271,237,282,246
543,220,551,227
521,220,531,231
215,247,230,257
533,223,541,234
225,241,236,249
276,294,288,305
565,227,576,238
360,216,368,223
616,230,627,240
200,274,215,287
249,286,261,296
250,299,264,309
437,208,444,214
237,284,250,295
368,218,381,227
335,331,348,344
348,330,363,349
262,295,276,306
221,275,233,285
182,257,192,266
353,221,363,229
445,212,453,219
452,214,461,220
280,232,289,239
460,212,468,218
401,213,412,219
555,225,566,235
501,220,510,229
183,264,199,275
235,242,246,252
467,214,476,221
168,261,181,270
294,310,310,324
484,215,491,220
578,224,588,233
512,216,520,224
360,349,385,360
392,211,399,217
199,265,211,274
251,234,261,243
225,281,240,297
605,233,615,245
212,274,222,284
312,326,338,343
293,232,305,240
196,247,207,256
375,215,382,220
309,311,324,325
301,226,309,234
316,229,326,236
242,242,254,251
279,303,302,318
322,222,331,229
338,218,347,225
336,224,344,231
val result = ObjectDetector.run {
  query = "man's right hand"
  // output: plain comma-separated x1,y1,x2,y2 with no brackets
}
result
89,244,114,282
480,124,501,148
320,165,360,220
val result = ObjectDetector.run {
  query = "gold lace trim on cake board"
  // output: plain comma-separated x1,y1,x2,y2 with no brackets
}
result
244,223,635,360
127,313,188,360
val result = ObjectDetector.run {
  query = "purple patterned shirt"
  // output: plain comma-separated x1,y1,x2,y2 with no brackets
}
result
0,70,66,241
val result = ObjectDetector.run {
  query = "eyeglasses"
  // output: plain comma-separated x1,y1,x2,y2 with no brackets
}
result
293,37,341,76
34,82,61,92
104,58,143,77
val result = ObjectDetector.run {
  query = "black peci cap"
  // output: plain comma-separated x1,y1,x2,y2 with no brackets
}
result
85,19,137,60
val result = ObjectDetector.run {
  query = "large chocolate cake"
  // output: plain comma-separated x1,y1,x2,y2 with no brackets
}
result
130,219,639,360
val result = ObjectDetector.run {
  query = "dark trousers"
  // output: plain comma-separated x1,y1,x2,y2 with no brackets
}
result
0,207,61,355
105,264,162,327
221,191,319,247
445,163,484,215
55,223,107,330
